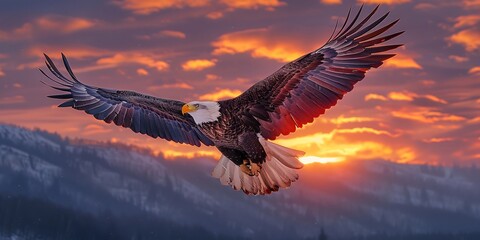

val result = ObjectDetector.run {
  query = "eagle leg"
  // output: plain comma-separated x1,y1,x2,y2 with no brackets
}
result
249,161,262,176
240,160,253,176
239,159,262,176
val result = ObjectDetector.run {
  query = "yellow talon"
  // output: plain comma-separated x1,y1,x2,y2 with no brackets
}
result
239,160,261,176
240,163,253,176
250,162,261,176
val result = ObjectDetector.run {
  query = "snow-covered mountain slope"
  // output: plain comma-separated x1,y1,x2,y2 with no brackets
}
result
1,124,479,240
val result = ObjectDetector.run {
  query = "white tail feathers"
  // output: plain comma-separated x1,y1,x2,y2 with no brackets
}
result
211,137,304,195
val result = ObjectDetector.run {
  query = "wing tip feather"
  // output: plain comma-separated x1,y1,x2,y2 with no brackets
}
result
61,53,80,82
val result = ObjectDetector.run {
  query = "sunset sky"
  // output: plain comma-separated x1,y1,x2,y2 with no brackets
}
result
0,0,479,166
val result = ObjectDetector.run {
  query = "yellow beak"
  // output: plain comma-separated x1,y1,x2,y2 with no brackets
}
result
181,104,196,115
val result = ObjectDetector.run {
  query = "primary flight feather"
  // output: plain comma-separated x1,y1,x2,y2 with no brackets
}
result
42,6,403,195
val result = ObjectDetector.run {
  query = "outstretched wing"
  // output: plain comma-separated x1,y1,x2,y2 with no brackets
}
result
41,54,214,147
223,5,403,140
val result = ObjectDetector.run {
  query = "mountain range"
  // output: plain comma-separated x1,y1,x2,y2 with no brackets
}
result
0,124,479,240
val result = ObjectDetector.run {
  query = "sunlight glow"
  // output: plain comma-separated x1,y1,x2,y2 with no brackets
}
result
212,28,305,62
299,156,344,164
162,150,219,160
199,89,242,101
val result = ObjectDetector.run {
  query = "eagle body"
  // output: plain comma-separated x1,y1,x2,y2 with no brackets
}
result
202,121,268,165
195,102,249,148
41,6,403,195
186,101,269,168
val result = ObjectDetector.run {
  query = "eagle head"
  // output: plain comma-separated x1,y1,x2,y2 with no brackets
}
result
182,101,221,124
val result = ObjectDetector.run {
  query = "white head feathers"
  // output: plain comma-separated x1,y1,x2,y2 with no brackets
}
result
184,101,221,124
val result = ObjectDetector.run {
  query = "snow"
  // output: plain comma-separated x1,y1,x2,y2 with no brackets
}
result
0,125,60,152
0,145,62,186
0,233,27,240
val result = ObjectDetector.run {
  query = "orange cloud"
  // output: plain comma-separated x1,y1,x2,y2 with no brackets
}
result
113,0,210,14
396,147,417,164
414,3,437,10
449,29,480,51
113,0,286,15
74,64,125,74
25,47,172,74
423,95,448,104
136,68,149,76
395,1,476,10
468,66,480,74
147,83,194,91
28,45,109,59
220,0,285,9
119,137,218,159
448,55,469,62
212,28,305,62
364,93,388,101
358,0,410,4
205,74,220,81
335,128,398,137
468,116,480,123
453,15,480,28
26,47,173,74
0,107,84,135
182,59,217,71
385,91,447,104
0,16,94,41
423,138,454,143
321,0,342,4
159,30,186,39
388,91,415,101
207,11,224,19
16,61,45,71
0,69,4,77
384,54,422,69
421,80,436,86
464,0,480,7
97,53,169,71
162,149,219,160
0,23,34,41
392,108,465,123
330,116,376,125
36,15,95,33
140,30,187,40
276,127,398,148
83,124,111,135
0,95,25,105
199,89,242,101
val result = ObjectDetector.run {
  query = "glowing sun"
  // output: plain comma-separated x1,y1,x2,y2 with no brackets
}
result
299,156,344,164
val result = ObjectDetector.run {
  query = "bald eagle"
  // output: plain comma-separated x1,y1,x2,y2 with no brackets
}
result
42,6,402,195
